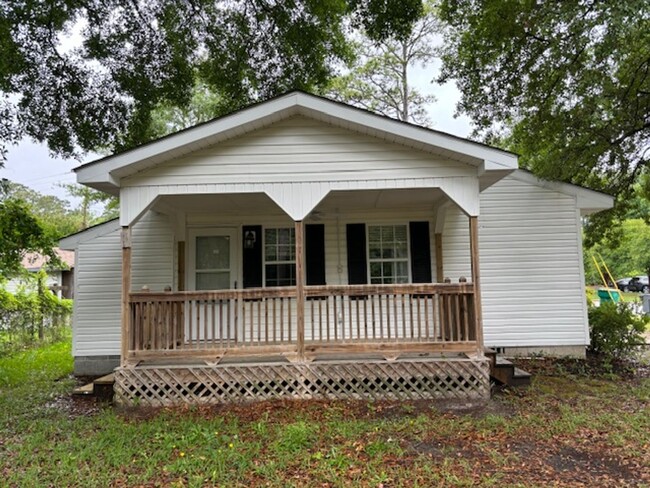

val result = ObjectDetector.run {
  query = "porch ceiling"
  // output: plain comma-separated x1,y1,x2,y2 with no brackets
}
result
154,188,449,219
157,193,286,216
312,188,446,215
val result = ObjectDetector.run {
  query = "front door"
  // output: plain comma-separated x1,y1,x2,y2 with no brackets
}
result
189,229,237,291
187,229,238,343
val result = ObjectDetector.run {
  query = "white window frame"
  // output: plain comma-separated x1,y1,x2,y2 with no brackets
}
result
366,223,411,285
263,226,297,287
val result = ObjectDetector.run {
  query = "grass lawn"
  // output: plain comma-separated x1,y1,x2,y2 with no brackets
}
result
1,342,649,487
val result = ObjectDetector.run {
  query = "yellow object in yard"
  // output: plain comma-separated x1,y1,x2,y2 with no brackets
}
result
591,253,624,302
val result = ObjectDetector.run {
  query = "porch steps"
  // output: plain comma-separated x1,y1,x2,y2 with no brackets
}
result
72,373,115,400
484,348,532,387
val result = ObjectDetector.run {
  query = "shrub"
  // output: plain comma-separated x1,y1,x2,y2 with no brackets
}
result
0,271,72,354
588,302,647,360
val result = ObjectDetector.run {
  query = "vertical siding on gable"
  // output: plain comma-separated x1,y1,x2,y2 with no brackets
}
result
73,212,173,357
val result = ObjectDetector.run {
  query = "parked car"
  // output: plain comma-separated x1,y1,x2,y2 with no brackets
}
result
615,277,633,292
627,275,649,293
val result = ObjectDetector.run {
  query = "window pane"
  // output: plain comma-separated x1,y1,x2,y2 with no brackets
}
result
382,247,394,259
278,228,291,245
276,245,292,261
196,236,230,270
394,225,407,242
265,246,277,261
265,228,276,245
370,262,382,279
196,271,230,290
381,226,394,242
396,261,409,280
395,241,408,258
265,264,296,287
368,226,381,244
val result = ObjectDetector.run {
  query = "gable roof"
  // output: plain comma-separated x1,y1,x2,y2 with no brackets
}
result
22,248,75,271
510,169,613,214
59,218,120,250
75,91,519,194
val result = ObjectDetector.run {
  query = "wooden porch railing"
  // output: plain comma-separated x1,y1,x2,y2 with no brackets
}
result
127,283,477,360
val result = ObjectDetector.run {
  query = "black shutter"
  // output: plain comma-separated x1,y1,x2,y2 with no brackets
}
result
346,223,367,284
242,225,263,288
409,221,432,283
305,224,326,285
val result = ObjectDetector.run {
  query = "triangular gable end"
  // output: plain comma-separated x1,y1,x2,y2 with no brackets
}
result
75,91,518,195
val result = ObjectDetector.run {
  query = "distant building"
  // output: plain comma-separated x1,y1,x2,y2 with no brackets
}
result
5,248,75,299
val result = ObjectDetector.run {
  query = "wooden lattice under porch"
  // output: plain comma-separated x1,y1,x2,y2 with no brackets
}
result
114,355,490,407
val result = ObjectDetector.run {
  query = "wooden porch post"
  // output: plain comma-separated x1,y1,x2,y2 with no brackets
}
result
121,226,132,367
295,220,305,360
469,217,484,352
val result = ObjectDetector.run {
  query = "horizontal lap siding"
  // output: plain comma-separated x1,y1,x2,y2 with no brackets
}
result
123,117,475,187
73,212,173,357
443,176,587,347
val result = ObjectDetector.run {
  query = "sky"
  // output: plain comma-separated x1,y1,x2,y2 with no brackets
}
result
0,60,472,200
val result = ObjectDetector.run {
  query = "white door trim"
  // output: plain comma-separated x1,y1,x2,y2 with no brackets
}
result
187,228,239,291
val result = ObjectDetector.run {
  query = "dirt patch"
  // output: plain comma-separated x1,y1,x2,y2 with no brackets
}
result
44,394,106,418
504,441,643,486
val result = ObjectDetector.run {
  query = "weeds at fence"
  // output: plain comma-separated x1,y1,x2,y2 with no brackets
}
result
0,271,72,355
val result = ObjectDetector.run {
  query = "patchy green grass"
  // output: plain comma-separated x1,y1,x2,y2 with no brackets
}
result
1,344,649,487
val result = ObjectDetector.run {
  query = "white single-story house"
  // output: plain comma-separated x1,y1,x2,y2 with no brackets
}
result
5,248,75,299
60,91,612,405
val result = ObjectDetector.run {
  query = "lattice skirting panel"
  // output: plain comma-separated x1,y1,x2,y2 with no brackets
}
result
114,358,490,407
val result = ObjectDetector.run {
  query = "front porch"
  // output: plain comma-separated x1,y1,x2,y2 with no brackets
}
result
116,212,490,406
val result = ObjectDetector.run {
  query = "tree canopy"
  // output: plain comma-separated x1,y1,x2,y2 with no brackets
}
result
327,1,439,126
437,0,650,243
1,0,424,162
0,196,56,279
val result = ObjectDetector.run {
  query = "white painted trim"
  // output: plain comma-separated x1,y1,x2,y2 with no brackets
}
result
365,223,412,284
575,207,590,346
59,219,120,250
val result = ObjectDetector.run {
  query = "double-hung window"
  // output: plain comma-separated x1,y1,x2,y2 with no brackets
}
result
368,224,409,284
264,228,296,286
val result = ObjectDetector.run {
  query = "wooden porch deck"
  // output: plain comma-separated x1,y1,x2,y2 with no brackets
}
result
114,282,489,406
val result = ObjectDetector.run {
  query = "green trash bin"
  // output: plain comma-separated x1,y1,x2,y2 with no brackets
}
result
597,288,621,303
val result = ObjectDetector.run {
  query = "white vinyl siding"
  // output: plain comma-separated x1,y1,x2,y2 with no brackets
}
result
443,175,588,347
122,116,476,187
72,212,173,356
71,179,589,356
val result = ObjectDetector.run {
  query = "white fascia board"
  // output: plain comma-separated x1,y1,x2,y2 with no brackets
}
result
74,91,518,190
510,170,614,212
59,219,121,250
